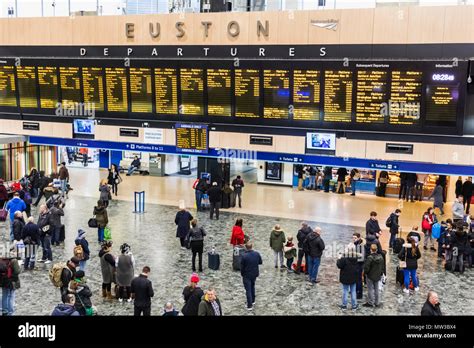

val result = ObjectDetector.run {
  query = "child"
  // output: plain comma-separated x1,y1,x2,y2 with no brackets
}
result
284,236,297,272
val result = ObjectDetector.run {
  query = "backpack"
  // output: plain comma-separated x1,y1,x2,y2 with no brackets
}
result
24,191,32,204
431,223,441,239
73,244,84,260
0,258,13,286
49,262,69,288
385,215,392,228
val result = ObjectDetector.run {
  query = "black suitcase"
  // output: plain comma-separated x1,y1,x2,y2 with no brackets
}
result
396,266,404,286
232,246,245,271
230,192,236,208
393,238,405,254
381,250,387,276
59,224,65,242
208,252,220,270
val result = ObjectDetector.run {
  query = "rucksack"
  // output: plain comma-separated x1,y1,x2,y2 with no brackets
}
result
0,258,13,286
49,262,69,288
385,215,392,228
24,191,32,204
431,223,441,239
73,245,84,260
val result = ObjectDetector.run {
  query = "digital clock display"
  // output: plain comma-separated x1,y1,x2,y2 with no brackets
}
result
432,74,455,81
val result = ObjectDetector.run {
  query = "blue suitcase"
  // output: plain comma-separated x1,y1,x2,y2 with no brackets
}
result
208,252,220,270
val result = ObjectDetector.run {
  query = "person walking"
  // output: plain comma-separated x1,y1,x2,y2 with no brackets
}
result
422,207,437,252
188,219,206,272
6,192,26,241
198,288,222,316
366,211,382,239
363,244,384,308
336,167,348,194
131,266,154,316
428,180,445,215
93,200,108,243
337,247,360,311
116,243,135,303
230,218,245,246
37,204,53,264
99,179,111,208
99,240,116,300
398,237,421,293
421,291,442,316
175,205,193,249
231,175,245,208
58,162,69,198
0,256,21,316
295,222,312,275
21,216,41,271
349,168,360,196
208,182,222,220
406,173,417,202
107,164,122,197
269,224,286,269
182,273,204,316
49,200,64,246
452,195,464,225
387,209,401,250
455,176,463,198
240,242,263,311
462,177,473,214
74,229,90,271
28,167,40,198
303,227,325,285
378,170,389,197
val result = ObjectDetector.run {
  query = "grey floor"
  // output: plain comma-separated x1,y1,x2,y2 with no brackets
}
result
1,195,472,316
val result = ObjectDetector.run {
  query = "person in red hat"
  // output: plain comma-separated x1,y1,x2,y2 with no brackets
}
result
181,273,204,316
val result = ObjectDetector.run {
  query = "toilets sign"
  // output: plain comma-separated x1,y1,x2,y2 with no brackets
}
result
369,162,399,170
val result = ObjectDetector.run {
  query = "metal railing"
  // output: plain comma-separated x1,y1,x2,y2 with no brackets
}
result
0,0,472,18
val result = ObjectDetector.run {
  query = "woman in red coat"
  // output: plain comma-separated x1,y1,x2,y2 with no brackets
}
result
230,218,245,246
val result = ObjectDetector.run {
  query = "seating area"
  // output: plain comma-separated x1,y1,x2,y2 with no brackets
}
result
118,158,150,175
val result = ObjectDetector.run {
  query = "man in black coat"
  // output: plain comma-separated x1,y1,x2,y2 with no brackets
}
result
33,171,52,206
175,207,193,249
399,172,408,199
336,167,348,194
60,257,80,303
336,248,360,310
406,173,417,202
131,266,155,316
365,211,382,239
462,177,473,214
304,227,325,285
207,182,222,220
295,222,312,274
421,291,442,316
388,209,401,249
240,242,263,311
22,216,41,270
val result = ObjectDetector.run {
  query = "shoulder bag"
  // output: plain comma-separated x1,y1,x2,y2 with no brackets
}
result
399,248,407,269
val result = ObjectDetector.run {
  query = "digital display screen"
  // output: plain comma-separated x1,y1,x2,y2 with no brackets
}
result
175,123,208,154
180,68,204,115
106,67,128,112
59,67,81,108
82,67,104,112
306,132,336,151
73,119,95,135
235,69,260,118
293,70,321,121
425,74,459,126
0,66,17,107
38,66,58,108
263,69,290,119
155,68,178,114
207,69,231,116
17,66,38,108
355,70,388,124
130,68,152,113
323,70,353,123
389,71,422,125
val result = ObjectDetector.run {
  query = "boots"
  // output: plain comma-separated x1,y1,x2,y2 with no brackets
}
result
106,291,114,300
102,289,107,298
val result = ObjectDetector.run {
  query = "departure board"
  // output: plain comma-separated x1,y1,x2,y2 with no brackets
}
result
106,67,128,112
263,69,290,119
180,68,204,115
175,123,208,154
324,70,353,122
355,70,388,124
425,82,459,125
17,66,38,108
82,67,104,111
38,67,58,108
207,69,231,116
155,68,178,114
0,66,17,107
59,67,81,108
389,71,422,125
235,69,260,118
130,68,152,113
293,70,320,121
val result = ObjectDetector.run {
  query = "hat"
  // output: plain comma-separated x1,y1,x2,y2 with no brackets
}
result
70,257,80,266
212,182,217,186
75,270,85,279
190,273,200,283
77,229,87,238
274,225,282,231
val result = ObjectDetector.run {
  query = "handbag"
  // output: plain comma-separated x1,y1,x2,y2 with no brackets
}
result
399,248,407,269
88,217,98,228
379,177,388,184
76,293,94,316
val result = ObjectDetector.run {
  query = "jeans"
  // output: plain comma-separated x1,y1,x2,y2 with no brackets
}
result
452,252,464,272
342,283,357,308
406,185,415,201
307,256,321,282
242,276,256,308
134,306,151,316
366,278,380,306
41,235,52,261
210,202,221,220
1,288,16,316
235,191,242,207
308,176,316,189
195,191,203,211
51,225,61,245
273,250,284,267
350,179,356,194
111,183,118,195
399,183,407,199
286,257,294,269
191,240,204,272
60,179,67,196
79,260,87,272
296,249,309,273
24,245,36,269
323,178,330,192
389,233,397,249
379,183,387,197
127,166,138,175
98,227,105,242
403,268,418,289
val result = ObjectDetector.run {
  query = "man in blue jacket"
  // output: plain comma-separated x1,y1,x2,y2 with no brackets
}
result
240,242,263,311
6,192,26,241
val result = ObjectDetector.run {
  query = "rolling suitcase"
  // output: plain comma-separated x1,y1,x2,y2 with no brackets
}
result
395,266,404,286
59,224,65,242
393,231,405,254
208,251,220,270
232,246,245,271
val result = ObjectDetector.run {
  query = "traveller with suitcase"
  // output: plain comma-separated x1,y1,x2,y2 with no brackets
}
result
386,209,401,250
398,237,421,293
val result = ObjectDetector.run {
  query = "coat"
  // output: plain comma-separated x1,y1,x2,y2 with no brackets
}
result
73,281,93,311
37,211,52,236
189,225,206,242
304,232,325,258
12,216,25,241
0,258,21,290
99,249,115,284
296,226,312,248
455,180,463,196
452,201,464,220
336,254,359,285
93,206,108,228
365,219,381,237
0,184,8,201
130,274,154,307
364,253,384,282
398,244,421,270
429,185,444,207
269,229,286,251
75,237,90,261
51,304,80,316
230,226,245,246
389,213,400,234
22,222,41,245
336,167,347,182
99,184,111,202
207,186,222,203
462,181,473,197
175,210,193,238
6,197,26,221
240,250,263,279
116,254,134,287
182,286,204,316
421,300,442,316
58,166,69,181
198,296,222,316
48,206,64,228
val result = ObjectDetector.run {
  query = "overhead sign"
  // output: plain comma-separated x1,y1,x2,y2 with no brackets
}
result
369,162,399,170
143,128,164,145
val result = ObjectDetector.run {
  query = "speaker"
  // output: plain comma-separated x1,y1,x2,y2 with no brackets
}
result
200,0,228,12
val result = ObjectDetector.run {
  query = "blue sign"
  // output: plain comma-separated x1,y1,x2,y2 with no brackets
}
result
369,162,399,170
